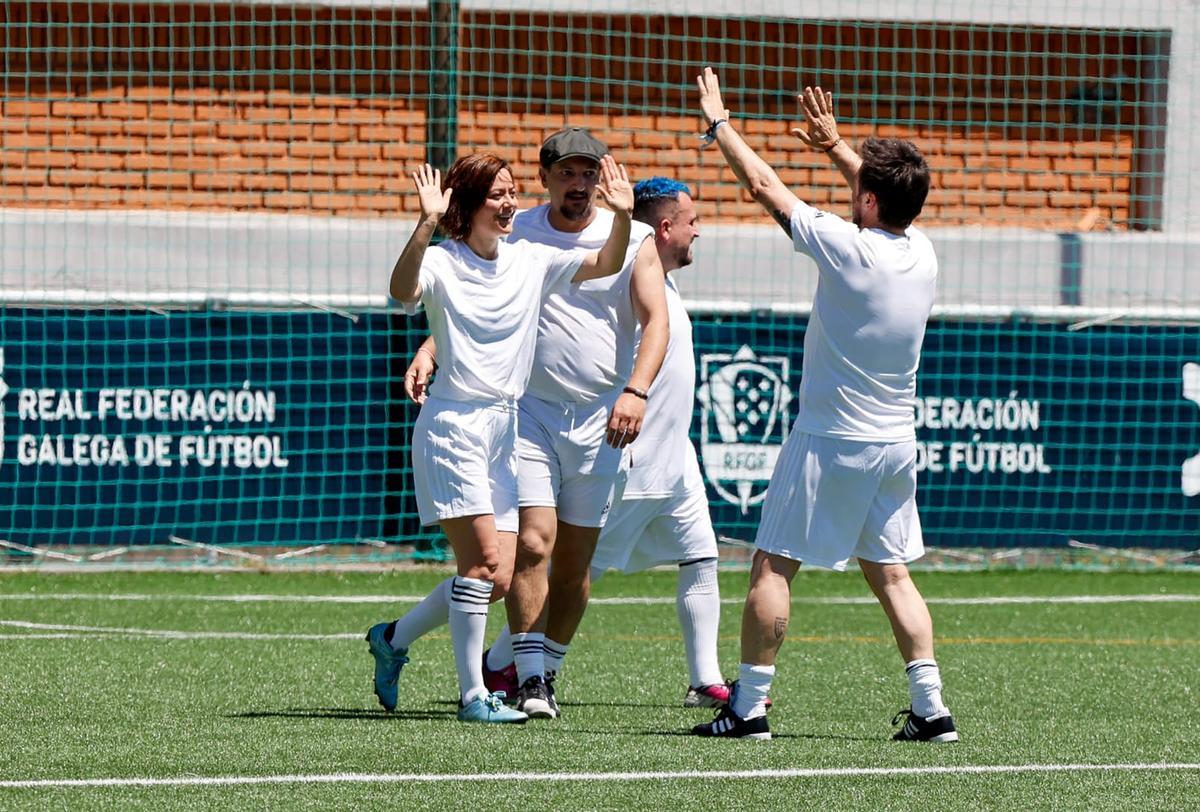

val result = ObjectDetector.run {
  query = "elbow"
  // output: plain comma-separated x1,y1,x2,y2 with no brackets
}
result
748,174,777,204
390,284,419,305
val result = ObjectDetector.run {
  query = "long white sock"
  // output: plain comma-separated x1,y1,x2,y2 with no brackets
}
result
676,557,723,687
906,658,948,718
486,624,514,671
388,577,451,650
511,632,545,684
448,576,493,706
731,663,774,720
543,637,569,676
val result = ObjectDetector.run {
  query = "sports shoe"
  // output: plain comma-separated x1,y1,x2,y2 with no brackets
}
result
544,672,562,718
891,708,959,743
515,675,558,719
457,692,529,724
482,648,519,697
684,683,731,708
692,705,771,740
365,622,409,712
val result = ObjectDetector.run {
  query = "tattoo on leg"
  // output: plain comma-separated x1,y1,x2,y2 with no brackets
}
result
771,208,791,236
773,617,788,640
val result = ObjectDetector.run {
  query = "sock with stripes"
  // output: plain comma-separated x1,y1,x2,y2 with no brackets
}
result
486,624,514,671
676,557,723,687
542,637,569,677
731,663,774,720
387,577,451,650
448,575,493,706
511,632,546,685
906,658,948,718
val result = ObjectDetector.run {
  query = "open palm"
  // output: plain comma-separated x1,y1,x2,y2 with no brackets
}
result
596,154,633,215
412,163,453,219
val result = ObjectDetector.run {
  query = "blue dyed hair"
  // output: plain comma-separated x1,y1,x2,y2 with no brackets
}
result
633,176,691,224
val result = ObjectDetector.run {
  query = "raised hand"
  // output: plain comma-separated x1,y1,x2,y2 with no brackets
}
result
412,163,453,221
696,66,731,127
791,86,841,151
596,154,634,216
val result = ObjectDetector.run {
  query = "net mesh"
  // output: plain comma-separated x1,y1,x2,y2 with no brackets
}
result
0,1,1195,562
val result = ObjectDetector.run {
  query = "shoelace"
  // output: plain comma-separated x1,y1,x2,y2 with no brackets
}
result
485,693,506,712
891,708,913,727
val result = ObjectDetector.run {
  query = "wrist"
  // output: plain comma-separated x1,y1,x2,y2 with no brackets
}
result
699,118,728,148
416,346,437,366
622,385,648,401
823,137,844,153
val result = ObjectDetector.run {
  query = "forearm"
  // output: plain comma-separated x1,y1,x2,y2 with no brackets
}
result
417,335,437,362
827,140,863,193
593,211,633,277
714,124,784,206
389,216,438,302
627,313,667,393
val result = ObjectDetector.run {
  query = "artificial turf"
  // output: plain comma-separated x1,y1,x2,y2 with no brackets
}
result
0,568,1197,810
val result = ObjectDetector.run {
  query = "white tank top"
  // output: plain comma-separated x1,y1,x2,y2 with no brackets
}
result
624,274,705,498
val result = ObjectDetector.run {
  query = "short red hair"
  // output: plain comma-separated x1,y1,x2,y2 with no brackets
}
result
438,153,512,241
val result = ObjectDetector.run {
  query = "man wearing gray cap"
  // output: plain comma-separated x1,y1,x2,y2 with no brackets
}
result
394,128,669,719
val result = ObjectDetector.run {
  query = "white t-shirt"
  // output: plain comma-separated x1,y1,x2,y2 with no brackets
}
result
412,238,585,404
510,204,655,404
789,200,938,442
624,274,705,499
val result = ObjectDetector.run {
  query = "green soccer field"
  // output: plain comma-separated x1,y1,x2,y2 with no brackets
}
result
0,568,1197,810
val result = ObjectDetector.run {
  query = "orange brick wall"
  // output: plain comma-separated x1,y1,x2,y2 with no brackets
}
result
0,2,1147,229
0,88,1133,229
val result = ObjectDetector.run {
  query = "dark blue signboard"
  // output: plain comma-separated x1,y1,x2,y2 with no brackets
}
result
2,309,1197,549
695,316,1200,549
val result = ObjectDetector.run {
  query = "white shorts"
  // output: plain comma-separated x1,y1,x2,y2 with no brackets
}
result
592,485,718,574
754,432,924,571
517,392,628,528
411,396,519,534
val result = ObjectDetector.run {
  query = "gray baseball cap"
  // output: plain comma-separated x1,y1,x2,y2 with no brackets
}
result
539,127,608,168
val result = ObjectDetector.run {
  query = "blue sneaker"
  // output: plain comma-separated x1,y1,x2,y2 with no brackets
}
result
457,692,529,724
365,622,408,712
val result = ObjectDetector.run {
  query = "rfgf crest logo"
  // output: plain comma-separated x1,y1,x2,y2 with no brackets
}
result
697,345,793,513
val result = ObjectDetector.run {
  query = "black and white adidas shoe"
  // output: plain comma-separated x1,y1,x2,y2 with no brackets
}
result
891,708,959,743
692,706,771,740
515,676,558,719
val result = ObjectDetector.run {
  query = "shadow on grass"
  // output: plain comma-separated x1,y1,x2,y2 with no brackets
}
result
228,707,456,722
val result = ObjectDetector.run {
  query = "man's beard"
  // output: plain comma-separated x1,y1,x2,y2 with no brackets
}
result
558,196,592,222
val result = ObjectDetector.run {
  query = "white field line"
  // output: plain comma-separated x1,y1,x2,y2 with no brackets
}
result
0,620,358,641
1,763,1198,790
0,592,1197,606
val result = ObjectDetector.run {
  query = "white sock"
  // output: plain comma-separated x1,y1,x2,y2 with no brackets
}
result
486,624,514,671
677,558,723,687
731,663,774,720
511,632,545,684
543,637,569,676
906,658,948,718
448,576,493,706
388,577,451,650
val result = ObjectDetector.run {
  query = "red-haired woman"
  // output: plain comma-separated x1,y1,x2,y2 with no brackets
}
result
367,152,635,724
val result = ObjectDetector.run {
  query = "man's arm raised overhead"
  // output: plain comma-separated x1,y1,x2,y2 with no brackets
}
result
695,66,799,237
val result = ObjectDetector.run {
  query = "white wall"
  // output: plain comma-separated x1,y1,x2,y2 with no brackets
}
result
3,210,1196,315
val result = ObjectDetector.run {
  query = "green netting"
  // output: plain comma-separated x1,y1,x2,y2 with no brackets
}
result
0,1,1195,564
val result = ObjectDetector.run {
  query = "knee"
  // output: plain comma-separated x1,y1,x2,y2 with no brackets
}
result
460,556,500,583
516,527,553,565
